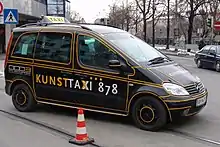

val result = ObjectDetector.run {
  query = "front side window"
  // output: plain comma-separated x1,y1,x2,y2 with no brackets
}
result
77,35,118,70
12,33,37,58
200,46,210,54
208,46,216,55
35,32,72,63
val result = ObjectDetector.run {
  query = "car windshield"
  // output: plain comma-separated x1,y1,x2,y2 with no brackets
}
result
103,32,169,64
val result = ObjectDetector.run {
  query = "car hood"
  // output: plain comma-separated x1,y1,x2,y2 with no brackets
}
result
148,62,199,86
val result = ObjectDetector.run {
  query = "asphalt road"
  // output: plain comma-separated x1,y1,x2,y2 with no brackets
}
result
0,111,78,147
0,56,219,147
166,56,220,143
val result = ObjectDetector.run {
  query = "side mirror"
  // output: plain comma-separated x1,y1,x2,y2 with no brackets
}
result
108,60,121,68
109,59,133,75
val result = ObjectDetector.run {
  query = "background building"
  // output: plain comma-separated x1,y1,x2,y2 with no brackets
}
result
146,17,176,45
46,0,71,20
94,18,110,25
1,0,71,54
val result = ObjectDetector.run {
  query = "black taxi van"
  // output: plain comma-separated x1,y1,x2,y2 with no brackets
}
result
4,16,208,131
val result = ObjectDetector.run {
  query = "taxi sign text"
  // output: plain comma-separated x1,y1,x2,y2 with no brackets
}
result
46,16,65,23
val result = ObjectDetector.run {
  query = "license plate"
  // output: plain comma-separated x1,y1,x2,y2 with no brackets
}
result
196,96,207,107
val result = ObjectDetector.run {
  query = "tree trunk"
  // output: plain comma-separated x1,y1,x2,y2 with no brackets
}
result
126,0,129,32
143,16,147,42
135,5,138,34
188,15,194,44
166,0,170,49
135,19,138,34
188,0,194,44
126,18,129,31
152,0,155,47
143,0,146,42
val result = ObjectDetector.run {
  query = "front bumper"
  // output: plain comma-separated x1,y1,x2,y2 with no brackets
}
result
164,89,208,117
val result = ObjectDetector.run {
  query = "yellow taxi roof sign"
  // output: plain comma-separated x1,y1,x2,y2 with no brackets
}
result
41,16,70,23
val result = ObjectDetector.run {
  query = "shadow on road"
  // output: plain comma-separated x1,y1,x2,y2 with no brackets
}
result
36,104,133,126
33,103,202,131
167,115,201,128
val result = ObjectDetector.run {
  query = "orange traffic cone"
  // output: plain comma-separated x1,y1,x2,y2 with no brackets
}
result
69,108,94,145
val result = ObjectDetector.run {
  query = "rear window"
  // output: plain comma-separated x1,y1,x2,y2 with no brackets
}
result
12,33,37,58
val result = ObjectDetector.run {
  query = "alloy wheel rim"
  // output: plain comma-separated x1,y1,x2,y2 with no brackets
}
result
217,63,220,71
137,101,159,125
140,106,155,123
198,60,201,66
15,90,27,106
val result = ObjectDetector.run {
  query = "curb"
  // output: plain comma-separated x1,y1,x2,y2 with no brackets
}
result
161,51,194,58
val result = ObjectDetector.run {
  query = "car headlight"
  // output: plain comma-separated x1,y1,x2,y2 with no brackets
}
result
163,83,189,96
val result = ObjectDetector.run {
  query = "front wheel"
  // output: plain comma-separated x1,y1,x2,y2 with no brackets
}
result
197,59,202,68
216,62,220,72
12,84,37,112
131,96,168,131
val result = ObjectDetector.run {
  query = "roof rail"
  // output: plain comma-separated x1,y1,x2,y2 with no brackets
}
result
77,23,120,29
19,22,94,32
18,21,119,33
19,22,73,28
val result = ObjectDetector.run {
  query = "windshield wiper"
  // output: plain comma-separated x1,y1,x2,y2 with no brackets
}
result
148,57,166,65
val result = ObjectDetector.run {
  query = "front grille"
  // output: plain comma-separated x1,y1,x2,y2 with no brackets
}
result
184,82,205,95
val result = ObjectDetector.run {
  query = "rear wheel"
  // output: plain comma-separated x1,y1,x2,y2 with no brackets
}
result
216,62,220,72
131,96,167,131
197,59,202,68
12,84,37,112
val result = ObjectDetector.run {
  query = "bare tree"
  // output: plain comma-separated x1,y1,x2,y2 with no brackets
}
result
108,3,125,29
166,0,170,49
135,0,152,42
135,0,166,42
70,11,84,23
178,0,208,44
132,3,142,34
108,1,136,31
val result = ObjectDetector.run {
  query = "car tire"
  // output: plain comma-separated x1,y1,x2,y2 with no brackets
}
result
197,59,202,68
131,96,167,131
216,62,220,72
12,84,37,112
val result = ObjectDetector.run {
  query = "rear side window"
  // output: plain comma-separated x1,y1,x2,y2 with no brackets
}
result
12,33,37,58
34,32,72,63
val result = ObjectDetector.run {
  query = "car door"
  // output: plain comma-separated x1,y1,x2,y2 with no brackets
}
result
199,46,211,66
206,46,217,68
71,32,133,112
33,30,74,103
